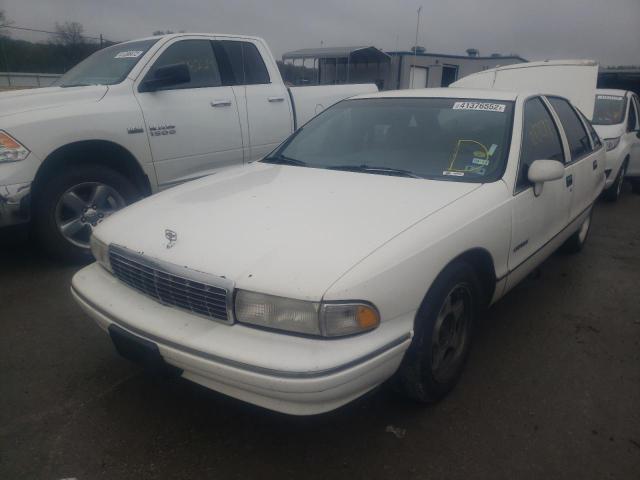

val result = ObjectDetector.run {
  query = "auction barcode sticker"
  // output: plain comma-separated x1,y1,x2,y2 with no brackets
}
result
114,50,144,59
596,95,623,101
453,102,506,113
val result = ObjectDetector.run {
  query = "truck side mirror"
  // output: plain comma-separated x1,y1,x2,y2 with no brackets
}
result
528,159,565,196
139,63,191,92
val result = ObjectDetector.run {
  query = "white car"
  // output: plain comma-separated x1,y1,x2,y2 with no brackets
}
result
72,87,605,415
0,33,375,260
592,89,640,200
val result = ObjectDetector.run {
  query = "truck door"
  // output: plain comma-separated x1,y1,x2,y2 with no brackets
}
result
507,97,572,289
135,38,244,188
546,96,603,218
213,39,293,162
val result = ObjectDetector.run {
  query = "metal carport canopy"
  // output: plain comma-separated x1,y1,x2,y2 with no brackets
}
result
282,46,390,63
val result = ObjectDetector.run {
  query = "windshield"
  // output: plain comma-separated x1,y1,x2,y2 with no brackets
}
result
57,39,159,87
264,98,514,182
592,94,627,125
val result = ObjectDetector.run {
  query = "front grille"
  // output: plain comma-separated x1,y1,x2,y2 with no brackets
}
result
109,246,230,322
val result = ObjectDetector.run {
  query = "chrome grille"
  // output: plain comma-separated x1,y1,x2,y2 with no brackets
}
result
109,246,230,322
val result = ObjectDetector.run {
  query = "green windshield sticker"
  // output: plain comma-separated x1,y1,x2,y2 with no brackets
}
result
445,140,499,176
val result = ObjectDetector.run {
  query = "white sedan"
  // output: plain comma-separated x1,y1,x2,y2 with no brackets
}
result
72,88,605,415
592,89,640,200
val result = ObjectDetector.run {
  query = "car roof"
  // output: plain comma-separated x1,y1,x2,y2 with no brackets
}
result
117,32,265,44
596,88,629,97
351,87,522,102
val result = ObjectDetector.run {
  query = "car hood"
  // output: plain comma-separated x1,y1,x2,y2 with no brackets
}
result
0,85,108,118
97,163,482,300
592,123,624,140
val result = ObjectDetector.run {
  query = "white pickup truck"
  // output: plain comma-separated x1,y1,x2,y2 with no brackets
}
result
0,33,376,260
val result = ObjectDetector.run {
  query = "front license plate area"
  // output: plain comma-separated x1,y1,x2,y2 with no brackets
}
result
109,324,182,378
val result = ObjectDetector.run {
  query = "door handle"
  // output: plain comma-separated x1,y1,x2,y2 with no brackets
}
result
592,159,598,170
211,99,232,107
268,97,285,103
566,174,573,187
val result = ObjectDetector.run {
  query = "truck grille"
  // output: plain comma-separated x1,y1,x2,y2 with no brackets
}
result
109,246,230,322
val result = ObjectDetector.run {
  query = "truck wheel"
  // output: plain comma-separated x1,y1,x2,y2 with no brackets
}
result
560,208,592,254
395,261,481,403
33,165,139,262
603,161,627,202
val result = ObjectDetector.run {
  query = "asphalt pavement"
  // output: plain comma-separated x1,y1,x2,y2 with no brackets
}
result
1,185,639,479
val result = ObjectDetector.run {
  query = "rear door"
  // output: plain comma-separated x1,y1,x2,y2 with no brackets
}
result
546,96,603,218
213,39,293,162
508,96,572,285
135,38,244,188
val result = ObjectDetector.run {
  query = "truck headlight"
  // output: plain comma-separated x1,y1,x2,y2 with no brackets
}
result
234,290,380,337
0,131,30,163
90,234,112,272
604,137,621,151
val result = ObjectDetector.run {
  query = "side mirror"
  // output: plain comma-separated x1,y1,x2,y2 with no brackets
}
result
139,63,190,92
528,159,565,196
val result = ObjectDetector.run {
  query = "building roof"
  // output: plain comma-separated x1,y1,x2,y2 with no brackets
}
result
282,46,390,63
386,51,528,63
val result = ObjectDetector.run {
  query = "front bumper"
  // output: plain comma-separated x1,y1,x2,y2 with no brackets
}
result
71,263,413,415
0,182,31,227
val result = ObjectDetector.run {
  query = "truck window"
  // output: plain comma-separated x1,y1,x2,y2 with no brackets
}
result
517,97,565,191
212,40,270,86
547,97,591,163
144,40,221,90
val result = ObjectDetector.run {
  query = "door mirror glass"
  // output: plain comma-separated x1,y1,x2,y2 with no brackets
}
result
140,63,191,92
528,159,565,196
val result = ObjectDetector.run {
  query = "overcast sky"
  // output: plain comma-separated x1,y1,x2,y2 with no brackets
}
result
2,0,639,66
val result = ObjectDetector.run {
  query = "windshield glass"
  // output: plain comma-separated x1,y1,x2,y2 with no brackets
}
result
593,94,627,125
57,39,159,87
265,98,514,182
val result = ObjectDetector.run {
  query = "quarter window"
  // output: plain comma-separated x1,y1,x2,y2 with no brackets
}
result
547,97,591,162
577,110,602,150
144,40,221,90
518,97,565,190
213,40,270,85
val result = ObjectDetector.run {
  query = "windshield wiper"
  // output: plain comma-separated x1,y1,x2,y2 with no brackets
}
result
327,164,422,179
261,154,308,167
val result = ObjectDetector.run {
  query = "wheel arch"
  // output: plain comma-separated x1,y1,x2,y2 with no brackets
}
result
32,140,152,202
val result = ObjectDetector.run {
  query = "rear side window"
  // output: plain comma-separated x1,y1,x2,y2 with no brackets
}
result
213,40,270,85
547,97,591,162
518,97,565,190
578,110,602,150
145,40,221,90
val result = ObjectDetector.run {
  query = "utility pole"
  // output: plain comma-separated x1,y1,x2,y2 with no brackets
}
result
411,5,422,89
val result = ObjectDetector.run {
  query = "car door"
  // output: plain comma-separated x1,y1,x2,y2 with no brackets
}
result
507,97,572,288
626,94,640,168
135,38,244,188
546,96,602,218
213,39,293,162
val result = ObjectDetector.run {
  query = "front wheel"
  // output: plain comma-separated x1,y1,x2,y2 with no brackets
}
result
603,162,627,202
395,261,482,403
33,165,139,262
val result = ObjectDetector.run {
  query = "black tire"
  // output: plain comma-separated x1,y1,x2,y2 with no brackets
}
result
631,179,640,195
395,261,483,403
560,208,593,254
33,164,139,263
603,161,627,202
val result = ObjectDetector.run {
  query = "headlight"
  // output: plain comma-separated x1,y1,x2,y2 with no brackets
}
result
604,137,621,151
0,131,30,162
89,234,112,272
234,290,380,337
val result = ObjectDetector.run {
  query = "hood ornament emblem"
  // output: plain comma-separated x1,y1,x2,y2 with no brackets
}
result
165,229,178,249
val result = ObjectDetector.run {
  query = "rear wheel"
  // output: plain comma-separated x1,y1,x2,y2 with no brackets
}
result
560,208,592,254
33,165,139,262
395,261,482,403
603,161,627,202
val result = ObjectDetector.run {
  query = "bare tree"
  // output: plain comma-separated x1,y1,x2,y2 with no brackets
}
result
54,21,85,47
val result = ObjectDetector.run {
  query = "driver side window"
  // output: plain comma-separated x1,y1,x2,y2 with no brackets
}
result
517,97,565,191
144,40,222,90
